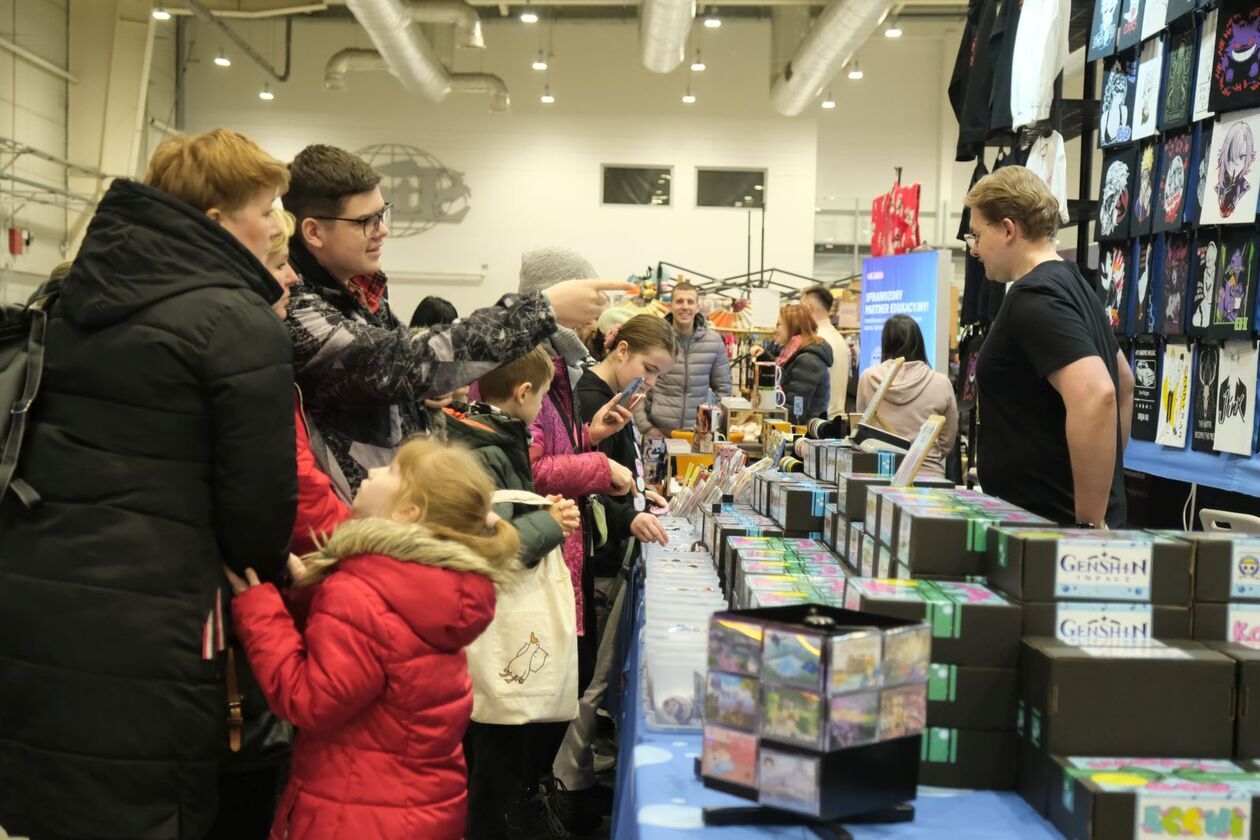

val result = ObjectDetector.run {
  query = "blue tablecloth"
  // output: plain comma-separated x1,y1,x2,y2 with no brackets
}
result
612,585,1064,840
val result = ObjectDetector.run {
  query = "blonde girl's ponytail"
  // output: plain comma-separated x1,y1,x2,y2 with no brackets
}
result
428,518,522,585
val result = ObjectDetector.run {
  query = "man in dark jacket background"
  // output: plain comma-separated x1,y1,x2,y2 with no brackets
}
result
641,282,732,437
0,130,297,840
281,145,628,501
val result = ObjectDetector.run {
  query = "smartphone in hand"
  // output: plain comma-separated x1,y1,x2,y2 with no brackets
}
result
616,377,644,408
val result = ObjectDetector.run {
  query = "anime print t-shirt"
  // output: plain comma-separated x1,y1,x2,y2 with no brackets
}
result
1155,128,1192,231
1098,147,1137,241
1101,52,1140,147
1210,0,1260,114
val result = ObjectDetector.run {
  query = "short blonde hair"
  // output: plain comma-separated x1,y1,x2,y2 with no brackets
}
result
964,166,1059,242
144,129,289,214
267,209,296,258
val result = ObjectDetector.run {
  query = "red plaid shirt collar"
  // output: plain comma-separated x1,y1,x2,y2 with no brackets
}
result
344,272,389,314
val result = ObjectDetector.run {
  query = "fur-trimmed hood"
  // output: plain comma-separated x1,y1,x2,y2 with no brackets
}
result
304,518,518,587
302,519,517,649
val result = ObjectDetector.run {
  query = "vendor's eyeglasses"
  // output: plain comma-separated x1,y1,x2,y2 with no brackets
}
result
313,203,393,237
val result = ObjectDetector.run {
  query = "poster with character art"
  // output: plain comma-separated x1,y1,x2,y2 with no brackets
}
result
1090,0,1124,59
1143,0,1170,39
1213,340,1259,455
1156,341,1193,447
1200,108,1260,224
1133,37,1166,140
1101,52,1140,148
1191,121,1213,223
1160,23,1197,129
1192,343,1221,451
1133,238,1158,334
1118,0,1145,51
1194,10,1220,121
1210,0,1260,114
1154,129,1191,232
1208,229,1257,338
1098,148,1137,241
1161,234,1191,334
1189,235,1220,337
1101,242,1130,332
1132,139,1159,235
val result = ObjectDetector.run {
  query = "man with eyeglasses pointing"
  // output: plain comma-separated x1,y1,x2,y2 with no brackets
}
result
283,144,627,499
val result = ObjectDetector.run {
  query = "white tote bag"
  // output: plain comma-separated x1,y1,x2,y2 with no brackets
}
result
467,489,580,724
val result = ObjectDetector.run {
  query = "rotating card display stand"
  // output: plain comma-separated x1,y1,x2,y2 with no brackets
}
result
697,603,931,836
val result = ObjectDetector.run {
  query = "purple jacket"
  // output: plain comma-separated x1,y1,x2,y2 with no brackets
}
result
530,356,612,632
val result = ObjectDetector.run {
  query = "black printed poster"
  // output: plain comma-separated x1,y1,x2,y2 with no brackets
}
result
1166,0,1195,25
1191,121,1213,224
1098,148,1137,242
1154,129,1191,232
1160,24,1197,130
1118,0,1145,51
1101,52,1140,148
1161,233,1191,334
1213,339,1259,454
1210,0,1260,114
1207,229,1258,339
1192,343,1220,451
1132,337,1162,441
1101,242,1130,332
1132,139,1160,235
1091,0,1123,60
1189,235,1220,336
1134,238,1159,333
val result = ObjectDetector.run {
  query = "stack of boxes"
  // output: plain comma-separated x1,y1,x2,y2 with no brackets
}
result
842,576,1025,788
985,528,1194,644
725,536,849,608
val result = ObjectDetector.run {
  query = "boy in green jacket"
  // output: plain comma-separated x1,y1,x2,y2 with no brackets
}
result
446,345,581,840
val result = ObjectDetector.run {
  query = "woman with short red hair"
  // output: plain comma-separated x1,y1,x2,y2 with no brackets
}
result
0,129,298,840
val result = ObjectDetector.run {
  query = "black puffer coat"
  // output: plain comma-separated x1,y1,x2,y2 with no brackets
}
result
781,341,834,423
0,179,297,840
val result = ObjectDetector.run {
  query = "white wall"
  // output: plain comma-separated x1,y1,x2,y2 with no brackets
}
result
180,16,818,320
0,0,68,301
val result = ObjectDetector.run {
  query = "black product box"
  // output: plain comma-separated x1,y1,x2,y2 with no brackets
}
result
1149,531,1260,604
1193,603,1260,644
753,471,796,517
1020,638,1235,759
768,481,839,533
837,472,895,523
1204,642,1260,760
823,445,903,485
1047,755,1260,840
798,438,835,480
716,522,785,591
896,507,1052,578
843,521,862,572
926,664,1017,730
987,528,1192,606
857,532,883,578
858,482,957,555
918,727,1016,790
822,504,841,554
1021,602,1192,643
844,578,1022,668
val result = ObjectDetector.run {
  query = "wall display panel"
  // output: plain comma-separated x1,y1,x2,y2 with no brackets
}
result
1154,128,1192,231
1102,52,1141,148
1134,36,1166,140
1098,146,1138,241
1210,0,1260,114
1213,339,1259,454
1161,232,1192,335
1201,108,1260,224
1207,228,1258,338
1159,23,1196,129
1193,9,1219,121
1133,138,1161,234
1192,342,1221,451
1091,0,1125,59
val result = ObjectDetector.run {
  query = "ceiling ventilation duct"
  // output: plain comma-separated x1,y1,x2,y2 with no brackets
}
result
410,1,484,49
639,0,695,73
341,0,507,109
769,0,892,116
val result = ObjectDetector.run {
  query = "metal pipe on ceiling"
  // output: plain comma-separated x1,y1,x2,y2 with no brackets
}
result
182,0,293,81
639,0,694,72
0,35,78,83
769,0,893,116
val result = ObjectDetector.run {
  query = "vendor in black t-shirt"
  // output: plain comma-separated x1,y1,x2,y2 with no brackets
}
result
964,166,1134,528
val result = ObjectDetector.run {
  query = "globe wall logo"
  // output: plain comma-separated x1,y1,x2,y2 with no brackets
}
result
354,143,471,237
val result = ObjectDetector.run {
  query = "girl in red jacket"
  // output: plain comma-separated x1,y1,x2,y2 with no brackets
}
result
226,438,520,840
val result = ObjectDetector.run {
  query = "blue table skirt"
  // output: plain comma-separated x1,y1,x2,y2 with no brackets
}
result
612,584,1064,840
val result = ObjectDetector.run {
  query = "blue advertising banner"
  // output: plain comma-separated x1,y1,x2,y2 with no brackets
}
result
859,251,950,374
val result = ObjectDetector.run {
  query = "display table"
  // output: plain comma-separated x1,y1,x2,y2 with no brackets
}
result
612,582,1065,840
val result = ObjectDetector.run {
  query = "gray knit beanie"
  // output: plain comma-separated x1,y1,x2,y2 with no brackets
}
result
519,247,597,295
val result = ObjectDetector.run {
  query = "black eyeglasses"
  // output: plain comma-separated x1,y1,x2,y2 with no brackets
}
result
312,203,393,237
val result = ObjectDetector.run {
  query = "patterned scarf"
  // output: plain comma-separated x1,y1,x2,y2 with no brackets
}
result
775,336,803,367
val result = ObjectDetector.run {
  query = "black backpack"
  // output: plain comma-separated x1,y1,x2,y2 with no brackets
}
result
0,289,55,509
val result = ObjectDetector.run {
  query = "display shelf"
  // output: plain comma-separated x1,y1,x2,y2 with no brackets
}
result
985,99,1099,149
1065,198,1097,227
